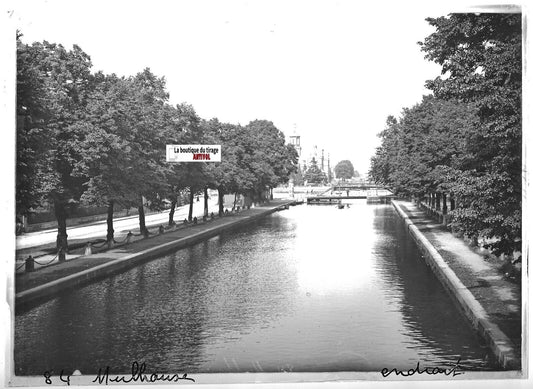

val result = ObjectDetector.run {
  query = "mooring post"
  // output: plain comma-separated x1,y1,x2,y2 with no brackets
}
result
84,243,92,256
25,255,34,272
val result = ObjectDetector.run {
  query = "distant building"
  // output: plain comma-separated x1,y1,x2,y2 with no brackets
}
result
288,128,330,182
288,133,301,158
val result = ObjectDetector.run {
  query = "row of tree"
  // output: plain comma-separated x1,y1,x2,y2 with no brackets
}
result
369,13,521,256
17,34,298,259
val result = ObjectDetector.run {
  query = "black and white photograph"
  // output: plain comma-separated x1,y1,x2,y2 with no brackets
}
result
1,0,529,387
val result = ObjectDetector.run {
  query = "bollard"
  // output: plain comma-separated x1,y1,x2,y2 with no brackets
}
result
159,225,165,234
84,243,92,256
126,231,133,244
25,256,34,272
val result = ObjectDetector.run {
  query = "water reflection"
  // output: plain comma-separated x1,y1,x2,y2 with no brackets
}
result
295,204,377,295
370,206,494,370
15,202,493,374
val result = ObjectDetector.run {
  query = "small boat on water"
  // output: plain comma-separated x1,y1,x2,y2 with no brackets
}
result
337,204,345,209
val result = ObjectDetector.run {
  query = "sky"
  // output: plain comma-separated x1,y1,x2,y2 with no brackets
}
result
2,0,524,173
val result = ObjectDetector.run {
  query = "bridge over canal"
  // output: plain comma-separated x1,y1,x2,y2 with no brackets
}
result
306,182,394,205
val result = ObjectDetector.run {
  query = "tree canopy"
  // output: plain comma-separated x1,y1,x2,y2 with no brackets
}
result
16,34,297,249
334,160,355,181
370,13,521,256
304,157,327,185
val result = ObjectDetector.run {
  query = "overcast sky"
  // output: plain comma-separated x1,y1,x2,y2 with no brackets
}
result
4,0,521,173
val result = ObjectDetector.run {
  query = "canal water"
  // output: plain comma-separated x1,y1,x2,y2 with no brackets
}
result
15,202,495,374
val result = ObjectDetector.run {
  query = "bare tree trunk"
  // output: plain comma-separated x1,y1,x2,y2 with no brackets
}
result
450,194,456,211
218,187,224,216
188,189,194,221
106,200,114,243
138,195,149,237
54,200,68,262
204,187,209,217
168,198,177,226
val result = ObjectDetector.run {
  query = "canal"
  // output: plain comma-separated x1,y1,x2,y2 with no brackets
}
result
15,201,495,374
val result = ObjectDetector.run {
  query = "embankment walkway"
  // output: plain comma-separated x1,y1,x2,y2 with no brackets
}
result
392,200,522,371
15,200,298,309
